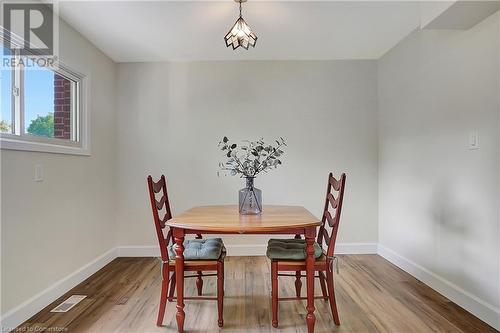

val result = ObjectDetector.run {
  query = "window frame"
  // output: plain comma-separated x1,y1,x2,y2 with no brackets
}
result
0,41,90,156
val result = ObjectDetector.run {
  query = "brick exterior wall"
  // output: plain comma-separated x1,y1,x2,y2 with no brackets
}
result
54,74,71,140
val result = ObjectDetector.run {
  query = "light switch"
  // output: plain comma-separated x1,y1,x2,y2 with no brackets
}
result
468,130,479,150
34,164,44,182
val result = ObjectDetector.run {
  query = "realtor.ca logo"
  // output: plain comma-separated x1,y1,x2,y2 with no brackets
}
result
1,0,58,66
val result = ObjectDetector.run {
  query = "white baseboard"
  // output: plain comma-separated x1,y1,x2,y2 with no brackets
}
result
224,244,268,256
335,243,378,254
116,245,158,257
0,247,117,332
115,242,378,258
377,244,500,331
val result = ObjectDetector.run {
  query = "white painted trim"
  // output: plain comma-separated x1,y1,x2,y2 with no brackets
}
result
116,245,158,257
115,243,378,258
0,68,90,156
225,244,268,256
115,244,268,257
377,244,500,331
334,243,378,254
0,248,116,332
0,137,90,156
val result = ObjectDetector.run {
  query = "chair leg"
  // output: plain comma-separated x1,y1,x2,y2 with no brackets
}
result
271,261,279,328
222,260,225,297
196,271,203,296
156,262,170,326
217,261,224,327
157,264,169,326
318,271,328,301
295,271,302,297
326,269,340,325
195,233,204,298
168,272,176,302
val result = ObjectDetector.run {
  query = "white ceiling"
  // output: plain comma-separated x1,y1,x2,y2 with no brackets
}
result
59,1,421,62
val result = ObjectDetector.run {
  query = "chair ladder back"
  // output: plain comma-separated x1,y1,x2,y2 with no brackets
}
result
317,172,347,258
147,175,173,262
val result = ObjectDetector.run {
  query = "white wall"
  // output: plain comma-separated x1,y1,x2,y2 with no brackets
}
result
3,6,500,331
0,19,117,315
378,11,500,326
116,61,378,249
498,12,500,322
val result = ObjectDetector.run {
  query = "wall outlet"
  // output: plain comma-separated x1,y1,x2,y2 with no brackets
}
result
468,130,479,150
34,164,44,182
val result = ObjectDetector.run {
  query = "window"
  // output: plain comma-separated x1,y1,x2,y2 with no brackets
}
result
1,47,12,134
0,45,88,155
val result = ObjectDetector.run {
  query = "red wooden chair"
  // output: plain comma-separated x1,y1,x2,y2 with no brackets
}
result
147,175,226,327
266,172,346,328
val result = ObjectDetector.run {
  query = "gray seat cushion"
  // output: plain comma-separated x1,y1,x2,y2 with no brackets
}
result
168,238,224,260
266,238,323,260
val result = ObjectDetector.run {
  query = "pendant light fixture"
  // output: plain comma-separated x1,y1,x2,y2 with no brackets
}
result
224,0,257,50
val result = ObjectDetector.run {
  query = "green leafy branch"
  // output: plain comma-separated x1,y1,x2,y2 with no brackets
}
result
218,136,286,178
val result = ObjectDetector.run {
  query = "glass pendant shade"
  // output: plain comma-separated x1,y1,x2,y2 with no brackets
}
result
225,1,257,50
225,17,257,50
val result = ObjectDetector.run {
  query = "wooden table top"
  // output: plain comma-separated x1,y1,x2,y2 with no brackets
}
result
166,205,321,233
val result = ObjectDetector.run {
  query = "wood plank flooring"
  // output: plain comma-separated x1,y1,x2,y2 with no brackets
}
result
16,255,498,333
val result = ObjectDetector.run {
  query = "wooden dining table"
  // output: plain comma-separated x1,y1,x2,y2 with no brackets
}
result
166,204,322,333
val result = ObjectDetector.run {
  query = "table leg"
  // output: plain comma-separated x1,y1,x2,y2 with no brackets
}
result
305,227,316,333
173,228,185,333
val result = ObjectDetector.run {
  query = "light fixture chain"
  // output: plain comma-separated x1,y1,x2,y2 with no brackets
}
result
239,1,242,18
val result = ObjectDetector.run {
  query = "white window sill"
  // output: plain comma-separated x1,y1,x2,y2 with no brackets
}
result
0,137,90,156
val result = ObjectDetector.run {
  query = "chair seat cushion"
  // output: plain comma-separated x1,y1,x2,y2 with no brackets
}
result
168,238,224,260
266,238,323,260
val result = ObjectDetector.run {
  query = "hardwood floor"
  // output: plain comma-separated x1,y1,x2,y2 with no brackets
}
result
17,255,497,333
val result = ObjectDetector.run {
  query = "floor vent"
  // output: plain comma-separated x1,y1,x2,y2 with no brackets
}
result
50,295,87,313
